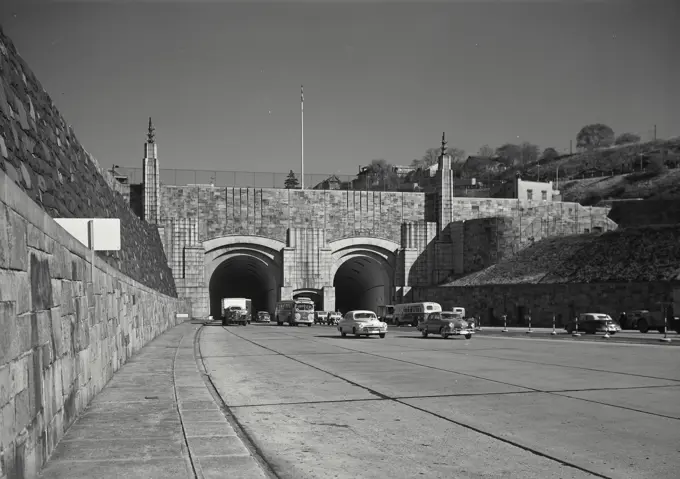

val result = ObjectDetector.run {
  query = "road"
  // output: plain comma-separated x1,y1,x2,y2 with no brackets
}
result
197,323,680,479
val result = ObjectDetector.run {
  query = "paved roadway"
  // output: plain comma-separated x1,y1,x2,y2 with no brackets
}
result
199,322,680,479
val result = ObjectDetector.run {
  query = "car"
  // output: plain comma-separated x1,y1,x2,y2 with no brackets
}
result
328,312,342,326
564,313,621,335
417,311,474,339
256,311,271,322
338,310,388,338
315,311,329,324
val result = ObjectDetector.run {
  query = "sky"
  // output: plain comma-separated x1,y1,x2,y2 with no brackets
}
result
0,0,678,179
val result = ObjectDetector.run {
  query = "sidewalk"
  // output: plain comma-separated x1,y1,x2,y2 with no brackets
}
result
39,322,269,479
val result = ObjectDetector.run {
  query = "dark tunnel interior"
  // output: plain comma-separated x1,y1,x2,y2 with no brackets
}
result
333,256,389,314
209,255,278,318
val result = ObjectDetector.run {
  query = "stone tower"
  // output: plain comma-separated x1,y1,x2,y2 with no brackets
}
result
142,117,161,224
436,132,453,241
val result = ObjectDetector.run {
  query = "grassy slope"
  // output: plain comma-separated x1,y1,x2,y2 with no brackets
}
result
497,137,680,204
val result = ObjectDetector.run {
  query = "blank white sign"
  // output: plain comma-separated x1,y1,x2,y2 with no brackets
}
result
54,218,121,251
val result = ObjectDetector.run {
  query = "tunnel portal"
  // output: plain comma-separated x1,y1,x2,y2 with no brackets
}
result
333,256,390,315
208,254,279,319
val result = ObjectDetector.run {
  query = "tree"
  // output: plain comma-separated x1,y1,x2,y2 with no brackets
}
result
614,132,641,145
411,146,465,169
540,147,559,162
284,170,299,189
495,142,539,167
576,123,615,150
477,145,495,158
363,159,400,190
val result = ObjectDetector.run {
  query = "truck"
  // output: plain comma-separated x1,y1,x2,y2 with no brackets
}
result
221,298,252,326
376,305,395,324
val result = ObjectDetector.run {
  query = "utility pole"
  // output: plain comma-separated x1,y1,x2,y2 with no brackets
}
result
301,85,304,189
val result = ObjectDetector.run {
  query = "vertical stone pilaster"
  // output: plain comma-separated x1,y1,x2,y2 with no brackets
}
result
322,286,336,312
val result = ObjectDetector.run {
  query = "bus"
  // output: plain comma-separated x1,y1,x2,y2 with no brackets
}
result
393,302,442,326
275,297,315,327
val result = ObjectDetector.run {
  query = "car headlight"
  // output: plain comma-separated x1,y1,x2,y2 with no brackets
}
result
449,322,456,328
295,313,301,320
308,313,314,321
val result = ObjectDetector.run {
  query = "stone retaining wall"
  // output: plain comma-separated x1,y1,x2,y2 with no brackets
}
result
0,25,176,297
413,282,675,327
0,169,191,479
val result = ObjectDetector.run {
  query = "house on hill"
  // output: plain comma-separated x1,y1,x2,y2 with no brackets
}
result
313,174,344,190
491,172,561,202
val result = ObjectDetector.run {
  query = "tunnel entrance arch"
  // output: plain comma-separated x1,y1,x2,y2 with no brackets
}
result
204,236,284,319
329,238,398,315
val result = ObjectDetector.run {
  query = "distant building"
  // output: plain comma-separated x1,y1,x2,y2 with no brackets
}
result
491,173,560,201
313,174,343,190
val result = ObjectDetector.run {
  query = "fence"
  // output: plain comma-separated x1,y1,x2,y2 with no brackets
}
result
110,167,514,194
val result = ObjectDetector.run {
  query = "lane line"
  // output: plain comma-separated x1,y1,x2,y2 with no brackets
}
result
217,326,614,479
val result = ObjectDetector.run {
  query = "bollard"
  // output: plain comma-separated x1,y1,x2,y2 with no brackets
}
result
572,316,581,337
660,311,672,343
477,315,482,331
526,314,533,334
551,314,557,335
502,314,508,333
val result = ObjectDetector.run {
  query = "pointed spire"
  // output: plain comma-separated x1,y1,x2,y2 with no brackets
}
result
147,117,155,143
440,132,448,158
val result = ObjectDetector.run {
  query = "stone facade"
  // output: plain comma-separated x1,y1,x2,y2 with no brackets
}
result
0,25,175,297
161,186,426,244
0,169,190,479
159,156,616,317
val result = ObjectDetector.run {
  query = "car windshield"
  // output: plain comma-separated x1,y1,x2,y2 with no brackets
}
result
354,313,377,321
259,312,269,317
296,303,313,311
441,313,462,319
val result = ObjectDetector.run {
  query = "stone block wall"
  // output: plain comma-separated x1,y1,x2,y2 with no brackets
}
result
284,228,332,290
0,25,175,297
161,186,427,245
0,169,189,479
413,282,674,328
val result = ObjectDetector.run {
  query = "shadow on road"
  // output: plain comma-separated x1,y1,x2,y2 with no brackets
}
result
314,335,381,339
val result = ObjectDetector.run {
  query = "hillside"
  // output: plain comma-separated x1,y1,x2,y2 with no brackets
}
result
494,137,680,204
442,225,680,286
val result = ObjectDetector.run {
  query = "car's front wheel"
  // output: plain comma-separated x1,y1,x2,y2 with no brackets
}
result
440,327,449,339
379,333,386,338
465,333,472,340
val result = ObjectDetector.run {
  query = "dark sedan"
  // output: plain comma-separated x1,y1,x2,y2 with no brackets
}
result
565,313,621,335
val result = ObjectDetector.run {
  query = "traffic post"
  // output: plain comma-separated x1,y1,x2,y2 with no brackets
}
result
551,314,557,335
660,305,672,343
502,314,508,333
526,311,533,334
572,316,581,337
477,315,482,331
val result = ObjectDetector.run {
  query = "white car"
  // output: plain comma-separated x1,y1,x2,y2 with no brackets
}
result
338,310,388,338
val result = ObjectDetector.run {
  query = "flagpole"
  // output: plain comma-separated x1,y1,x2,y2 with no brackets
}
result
301,85,304,189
